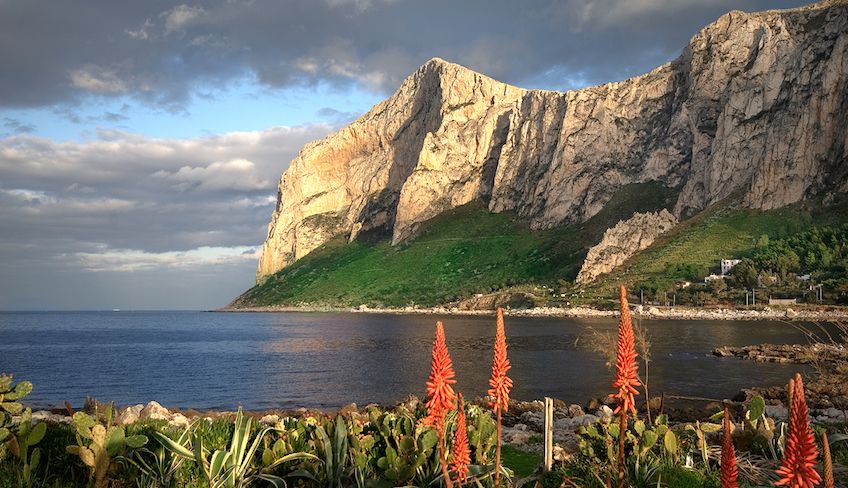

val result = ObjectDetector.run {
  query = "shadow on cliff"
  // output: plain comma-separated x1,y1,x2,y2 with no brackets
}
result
354,65,445,244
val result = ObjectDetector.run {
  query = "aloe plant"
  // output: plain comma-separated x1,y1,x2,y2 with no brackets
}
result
155,408,316,488
118,427,190,488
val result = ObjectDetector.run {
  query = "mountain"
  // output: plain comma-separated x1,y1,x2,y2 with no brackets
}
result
242,1,848,307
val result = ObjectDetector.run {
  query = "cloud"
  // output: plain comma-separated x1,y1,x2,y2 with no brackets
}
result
162,4,206,35
74,245,259,272
0,0,808,110
69,66,131,93
0,125,331,288
152,158,273,191
2,117,36,135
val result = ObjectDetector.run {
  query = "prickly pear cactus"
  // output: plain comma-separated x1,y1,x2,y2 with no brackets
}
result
0,373,34,443
66,410,147,488
8,407,47,487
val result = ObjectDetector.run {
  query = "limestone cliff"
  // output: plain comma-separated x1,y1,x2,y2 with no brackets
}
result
257,1,848,282
576,210,679,284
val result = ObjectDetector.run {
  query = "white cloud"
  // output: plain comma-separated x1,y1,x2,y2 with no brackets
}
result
126,19,155,40
69,66,130,93
74,245,259,272
162,4,206,35
152,158,273,191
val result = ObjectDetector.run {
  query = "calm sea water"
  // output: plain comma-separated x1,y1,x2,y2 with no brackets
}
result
0,311,812,410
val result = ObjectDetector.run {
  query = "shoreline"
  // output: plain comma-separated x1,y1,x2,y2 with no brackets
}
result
219,303,848,321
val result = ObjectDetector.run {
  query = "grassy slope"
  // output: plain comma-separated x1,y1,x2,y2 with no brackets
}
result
580,197,848,303
233,182,676,308
233,186,848,309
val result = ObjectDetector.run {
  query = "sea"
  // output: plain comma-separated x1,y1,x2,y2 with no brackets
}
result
0,311,813,411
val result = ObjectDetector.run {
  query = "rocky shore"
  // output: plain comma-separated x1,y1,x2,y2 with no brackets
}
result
222,303,848,321
715,342,848,413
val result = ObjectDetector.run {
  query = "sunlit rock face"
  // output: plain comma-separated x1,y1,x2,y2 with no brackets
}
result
576,210,679,284
258,1,848,282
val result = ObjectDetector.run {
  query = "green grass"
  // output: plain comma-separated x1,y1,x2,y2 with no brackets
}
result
580,197,848,302
233,182,677,308
501,446,541,478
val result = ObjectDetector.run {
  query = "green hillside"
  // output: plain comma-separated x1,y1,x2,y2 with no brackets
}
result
232,182,675,308
581,197,848,304
232,185,848,309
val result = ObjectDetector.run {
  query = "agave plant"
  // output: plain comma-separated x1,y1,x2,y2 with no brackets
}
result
118,427,190,488
155,408,316,488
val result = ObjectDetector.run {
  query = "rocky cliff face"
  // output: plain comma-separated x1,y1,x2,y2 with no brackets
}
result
257,1,848,281
576,210,679,284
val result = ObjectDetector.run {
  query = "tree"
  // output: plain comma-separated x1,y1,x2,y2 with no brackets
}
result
730,259,759,288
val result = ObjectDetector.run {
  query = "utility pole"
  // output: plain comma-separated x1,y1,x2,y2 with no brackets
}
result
640,289,644,304
745,291,749,307
752,289,756,306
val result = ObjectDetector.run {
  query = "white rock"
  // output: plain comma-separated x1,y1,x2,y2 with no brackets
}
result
139,401,170,421
577,211,678,284
260,414,281,425
595,406,614,421
31,410,71,424
116,408,140,425
169,413,190,428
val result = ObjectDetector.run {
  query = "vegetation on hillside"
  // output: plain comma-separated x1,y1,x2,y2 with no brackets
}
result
580,198,848,307
233,183,676,309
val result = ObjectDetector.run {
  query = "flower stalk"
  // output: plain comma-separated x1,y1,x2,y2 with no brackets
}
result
488,307,512,488
775,373,821,488
613,285,640,488
721,407,738,488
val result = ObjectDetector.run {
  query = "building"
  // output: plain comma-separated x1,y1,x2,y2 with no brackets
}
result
721,259,742,275
704,274,725,283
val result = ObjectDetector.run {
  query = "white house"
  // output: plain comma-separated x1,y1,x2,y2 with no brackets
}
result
704,274,725,283
721,259,742,275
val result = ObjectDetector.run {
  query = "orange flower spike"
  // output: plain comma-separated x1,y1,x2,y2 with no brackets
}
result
612,285,641,416
488,307,513,413
721,407,739,488
451,394,471,486
423,321,457,426
822,431,834,488
776,374,821,488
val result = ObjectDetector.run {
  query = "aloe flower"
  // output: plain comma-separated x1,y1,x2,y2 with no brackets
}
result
776,374,821,488
822,431,834,488
721,407,738,488
488,307,513,413
423,321,457,427
612,285,640,416
450,394,471,486
488,307,512,488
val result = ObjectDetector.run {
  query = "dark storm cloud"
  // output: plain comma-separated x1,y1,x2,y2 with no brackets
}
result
0,0,809,110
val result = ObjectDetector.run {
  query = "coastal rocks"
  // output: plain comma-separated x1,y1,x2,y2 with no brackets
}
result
116,404,143,425
140,401,170,421
455,292,539,311
260,414,281,425
712,343,848,364
31,410,71,424
252,1,848,284
764,405,788,422
576,210,678,283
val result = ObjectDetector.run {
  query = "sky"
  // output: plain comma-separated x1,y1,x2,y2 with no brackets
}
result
0,0,808,310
